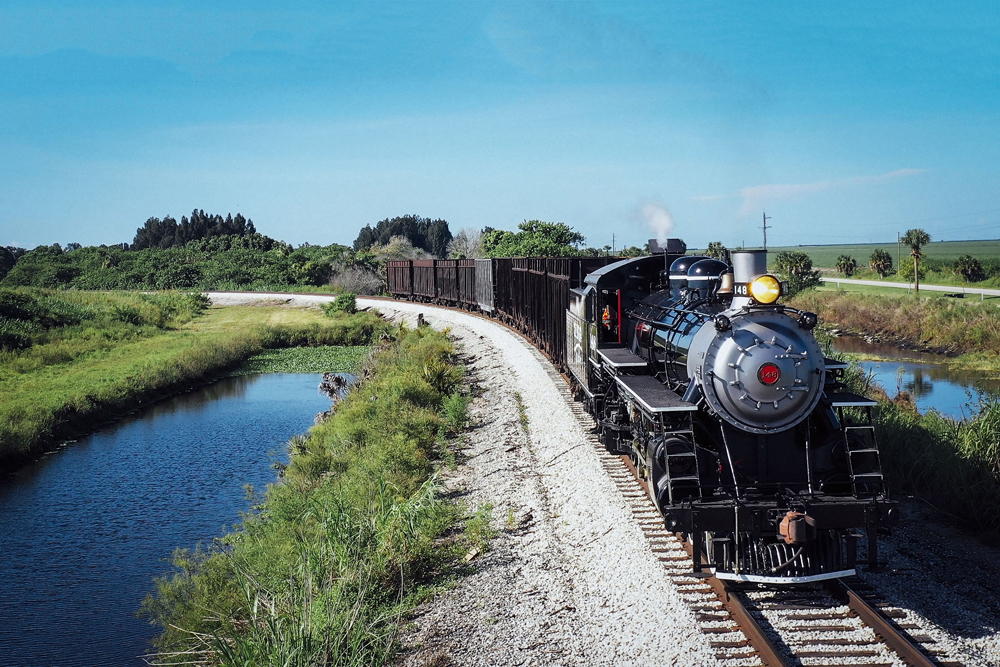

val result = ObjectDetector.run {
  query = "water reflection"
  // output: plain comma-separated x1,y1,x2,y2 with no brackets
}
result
831,337,1000,420
0,374,334,667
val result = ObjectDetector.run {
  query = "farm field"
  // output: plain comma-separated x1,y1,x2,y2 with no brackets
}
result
765,239,1000,269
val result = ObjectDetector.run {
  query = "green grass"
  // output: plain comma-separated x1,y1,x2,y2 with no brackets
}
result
0,295,389,470
142,325,471,666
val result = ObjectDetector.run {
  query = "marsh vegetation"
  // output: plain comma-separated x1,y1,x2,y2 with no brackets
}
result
0,288,387,470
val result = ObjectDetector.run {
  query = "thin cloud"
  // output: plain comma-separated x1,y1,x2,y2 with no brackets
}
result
737,169,927,215
693,169,927,213
690,194,733,203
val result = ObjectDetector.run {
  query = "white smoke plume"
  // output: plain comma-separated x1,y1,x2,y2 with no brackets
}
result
640,203,675,244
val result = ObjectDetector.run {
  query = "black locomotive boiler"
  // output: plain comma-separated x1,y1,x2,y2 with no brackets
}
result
567,244,897,582
385,244,898,584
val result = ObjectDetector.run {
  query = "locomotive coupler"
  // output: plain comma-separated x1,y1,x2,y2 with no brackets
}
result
778,511,818,545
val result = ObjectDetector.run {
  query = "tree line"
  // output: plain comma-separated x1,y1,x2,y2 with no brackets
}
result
0,235,353,291
131,210,256,250
831,229,999,292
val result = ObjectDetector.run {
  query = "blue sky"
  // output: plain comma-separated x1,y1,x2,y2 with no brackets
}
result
2,1,999,251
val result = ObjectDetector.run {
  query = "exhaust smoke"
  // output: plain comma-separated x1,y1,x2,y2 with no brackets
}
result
640,203,675,244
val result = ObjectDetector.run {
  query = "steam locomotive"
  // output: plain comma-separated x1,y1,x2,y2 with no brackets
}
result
568,242,897,582
386,243,897,584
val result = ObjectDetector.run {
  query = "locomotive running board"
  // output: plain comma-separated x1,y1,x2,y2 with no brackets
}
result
714,568,857,585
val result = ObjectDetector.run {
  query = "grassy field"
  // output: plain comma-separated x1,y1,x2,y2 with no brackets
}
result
143,325,473,666
0,291,388,470
811,281,1000,302
766,239,1000,269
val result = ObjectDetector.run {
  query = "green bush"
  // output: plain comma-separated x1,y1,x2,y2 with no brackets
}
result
442,391,471,434
772,250,821,296
323,292,357,316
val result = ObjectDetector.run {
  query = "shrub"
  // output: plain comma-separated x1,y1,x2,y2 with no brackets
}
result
772,250,821,296
329,267,384,295
323,292,357,316
869,248,894,278
0,317,34,350
442,391,471,434
954,254,986,283
835,254,858,277
898,256,926,282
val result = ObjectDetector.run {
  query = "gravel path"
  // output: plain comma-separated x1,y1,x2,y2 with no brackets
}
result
205,293,1000,667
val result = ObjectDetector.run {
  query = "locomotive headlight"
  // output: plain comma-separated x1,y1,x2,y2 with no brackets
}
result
750,275,782,304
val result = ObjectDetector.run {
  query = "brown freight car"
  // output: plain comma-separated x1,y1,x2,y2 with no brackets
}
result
385,256,618,370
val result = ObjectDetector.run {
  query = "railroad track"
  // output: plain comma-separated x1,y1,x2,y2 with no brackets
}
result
526,345,961,667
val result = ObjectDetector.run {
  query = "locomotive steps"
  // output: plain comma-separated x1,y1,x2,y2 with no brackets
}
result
209,293,1000,667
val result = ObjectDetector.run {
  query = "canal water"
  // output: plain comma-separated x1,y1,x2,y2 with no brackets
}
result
830,337,1000,420
0,373,333,667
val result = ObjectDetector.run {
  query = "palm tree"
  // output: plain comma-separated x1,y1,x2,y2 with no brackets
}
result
954,254,985,283
706,241,727,260
835,254,858,277
869,249,893,278
901,228,930,294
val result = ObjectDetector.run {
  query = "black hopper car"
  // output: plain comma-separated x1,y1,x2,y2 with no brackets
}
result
387,243,897,584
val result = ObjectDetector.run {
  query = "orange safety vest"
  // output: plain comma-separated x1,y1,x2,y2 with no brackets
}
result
602,305,613,328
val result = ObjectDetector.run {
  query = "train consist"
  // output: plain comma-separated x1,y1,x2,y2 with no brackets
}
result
386,245,897,584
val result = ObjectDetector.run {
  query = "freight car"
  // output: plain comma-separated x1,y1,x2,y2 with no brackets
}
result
386,243,897,583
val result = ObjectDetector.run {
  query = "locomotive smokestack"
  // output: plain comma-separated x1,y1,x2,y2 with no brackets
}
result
731,249,768,284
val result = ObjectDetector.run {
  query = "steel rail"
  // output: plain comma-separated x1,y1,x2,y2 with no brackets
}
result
828,578,943,667
619,455,792,667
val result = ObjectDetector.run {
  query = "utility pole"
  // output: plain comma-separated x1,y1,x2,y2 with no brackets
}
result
762,211,771,251
897,232,901,271
612,234,616,255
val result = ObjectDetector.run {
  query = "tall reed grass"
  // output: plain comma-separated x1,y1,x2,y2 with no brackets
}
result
875,396,1000,540
790,290,1000,355
143,326,465,666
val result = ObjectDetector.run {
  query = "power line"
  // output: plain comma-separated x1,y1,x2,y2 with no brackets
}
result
848,206,1000,230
